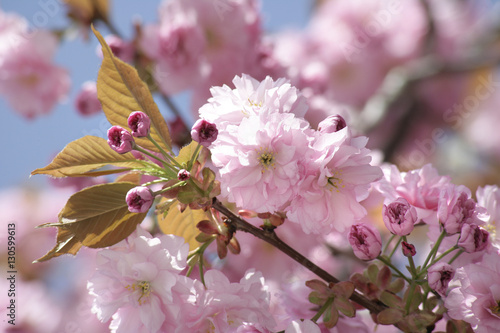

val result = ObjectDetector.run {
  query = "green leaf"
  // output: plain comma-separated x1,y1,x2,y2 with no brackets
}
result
323,305,339,329
35,182,147,262
31,136,144,178
334,297,356,317
379,291,403,309
157,198,207,251
93,26,172,153
175,141,199,169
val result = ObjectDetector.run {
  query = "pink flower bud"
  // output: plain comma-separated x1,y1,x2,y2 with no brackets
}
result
317,114,347,133
457,224,489,253
128,111,151,137
107,125,135,154
402,241,416,257
438,189,477,235
125,186,154,213
382,197,417,236
177,169,190,181
191,119,218,147
74,81,101,116
427,262,454,296
348,223,382,261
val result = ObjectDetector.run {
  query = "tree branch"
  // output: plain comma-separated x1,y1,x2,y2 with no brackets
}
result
211,198,386,315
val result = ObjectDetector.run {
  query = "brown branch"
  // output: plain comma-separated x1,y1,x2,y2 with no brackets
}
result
211,198,386,315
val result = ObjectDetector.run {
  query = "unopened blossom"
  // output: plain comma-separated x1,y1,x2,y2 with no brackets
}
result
402,241,416,257
457,224,489,253
382,197,417,236
191,119,218,147
87,227,191,333
199,74,309,131
75,81,101,116
126,186,154,213
438,185,480,235
445,252,500,332
107,126,135,154
348,223,382,261
210,112,310,213
317,114,347,133
286,127,383,234
127,111,151,137
428,262,454,297
177,169,190,181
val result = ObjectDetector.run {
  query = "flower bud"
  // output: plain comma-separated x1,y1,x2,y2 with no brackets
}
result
125,186,154,213
128,111,151,137
317,114,347,133
348,223,382,261
177,169,191,181
427,262,454,296
401,241,416,257
382,197,417,236
191,119,218,147
438,189,477,235
457,224,489,253
107,125,135,154
74,81,101,116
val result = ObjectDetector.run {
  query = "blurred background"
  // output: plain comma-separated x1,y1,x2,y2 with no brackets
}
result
2,0,500,331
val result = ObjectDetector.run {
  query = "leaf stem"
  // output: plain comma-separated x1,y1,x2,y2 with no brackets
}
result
311,297,335,323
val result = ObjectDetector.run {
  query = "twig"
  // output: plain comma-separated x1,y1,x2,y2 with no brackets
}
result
211,198,386,315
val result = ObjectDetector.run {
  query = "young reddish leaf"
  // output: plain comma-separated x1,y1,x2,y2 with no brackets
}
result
93,26,172,153
157,197,207,251
379,290,404,309
377,308,404,325
31,136,144,178
323,305,339,329
35,182,147,261
334,297,356,317
332,281,355,299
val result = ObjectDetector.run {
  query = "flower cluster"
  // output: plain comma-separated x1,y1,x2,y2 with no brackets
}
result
199,74,383,235
88,227,276,333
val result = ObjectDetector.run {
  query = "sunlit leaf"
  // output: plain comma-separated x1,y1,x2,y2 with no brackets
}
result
34,182,147,262
157,197,207,251
63,0,109,22
93,26,172,153
31,136,144,178
175,141,198,168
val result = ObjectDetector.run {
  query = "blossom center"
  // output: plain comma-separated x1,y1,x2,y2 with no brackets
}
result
490,301,500,318
242,99,263,116
126,280,152,305
327,169,345,192
485,223,497,240
256,147,275,172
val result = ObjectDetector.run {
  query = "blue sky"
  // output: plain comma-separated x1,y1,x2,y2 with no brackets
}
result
0,0,311,189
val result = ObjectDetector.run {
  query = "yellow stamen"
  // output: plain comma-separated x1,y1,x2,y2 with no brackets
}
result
327,169,345,193
256,147,275,173
125,281,152,305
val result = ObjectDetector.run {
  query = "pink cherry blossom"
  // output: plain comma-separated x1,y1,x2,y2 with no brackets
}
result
191,118,218,147
445,251,500,332
87,227,191,333
176,269,276,332
139,0,261,96
125,186,154,213
457,224,489,253
438,184,481,235
427,262,454,297
210,112,310,213
348,223,382,261
286,128,382,234
376,163,451,223
75,81,101,116
477,185,500,249
199,74,309,132
285,319,321,333
382,197,417,236
107,126,135,154
128,111,151,138
0,27,70,118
